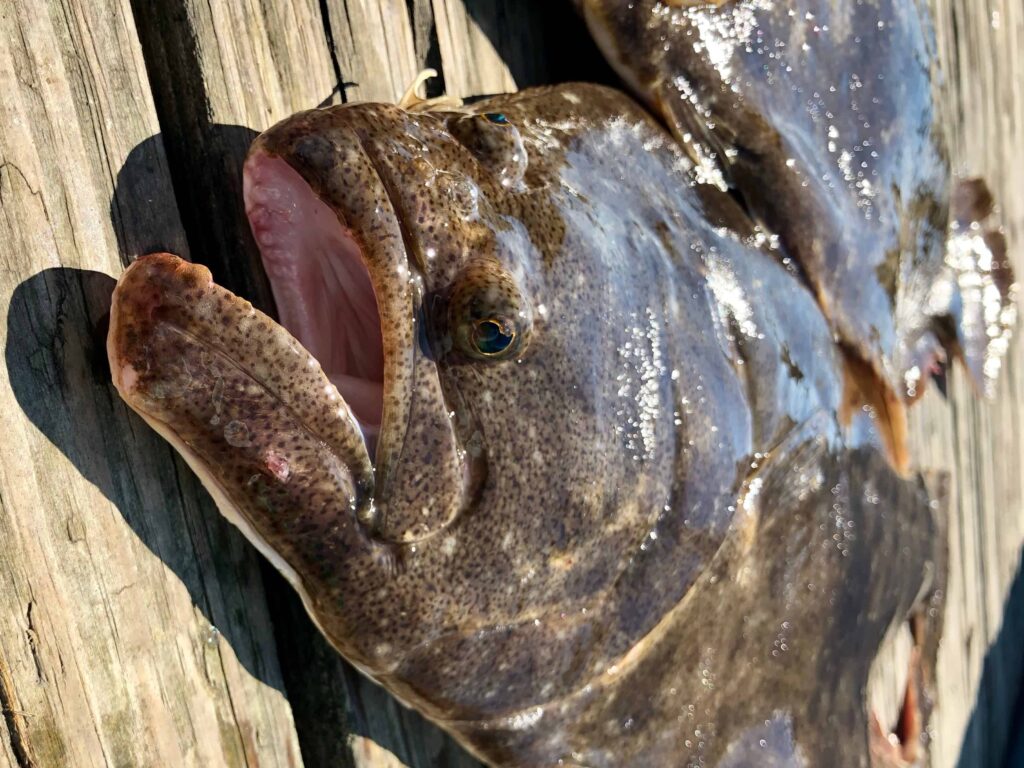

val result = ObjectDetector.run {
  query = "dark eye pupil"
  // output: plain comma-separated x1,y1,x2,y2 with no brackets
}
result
474,319,514,355
483,112,509,125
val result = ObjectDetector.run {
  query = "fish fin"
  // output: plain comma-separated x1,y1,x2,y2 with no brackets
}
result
397,69,464,112
654,80,737,193
943,178,1017,396
840,348,910,477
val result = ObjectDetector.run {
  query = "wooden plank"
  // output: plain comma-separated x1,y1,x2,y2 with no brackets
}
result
0,0,303,766
920,1,1024,765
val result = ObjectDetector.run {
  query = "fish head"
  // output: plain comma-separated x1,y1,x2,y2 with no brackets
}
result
111,84,749,727
242,88,687,542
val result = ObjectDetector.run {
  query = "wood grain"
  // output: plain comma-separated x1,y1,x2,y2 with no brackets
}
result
0,0,302,766
921,2,1024,765
0,0,1020,766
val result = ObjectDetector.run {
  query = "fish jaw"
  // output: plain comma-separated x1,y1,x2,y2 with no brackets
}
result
243,109,422,527
243,103,497,546
106,253,393,665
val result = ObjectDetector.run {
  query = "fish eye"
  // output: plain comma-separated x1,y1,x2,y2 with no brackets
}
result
472,318,516,356
448,112,528,187
445,261,533,363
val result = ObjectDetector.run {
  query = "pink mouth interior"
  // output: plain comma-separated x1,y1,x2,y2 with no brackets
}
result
243,154,384,452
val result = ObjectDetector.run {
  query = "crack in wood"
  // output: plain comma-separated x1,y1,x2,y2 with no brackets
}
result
23,605,44,686
0,162,42,200
317,0,349,103
0,654,37,768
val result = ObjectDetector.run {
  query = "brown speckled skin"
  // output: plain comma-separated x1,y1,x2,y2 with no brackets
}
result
109,85,941,766
579,0,1008,434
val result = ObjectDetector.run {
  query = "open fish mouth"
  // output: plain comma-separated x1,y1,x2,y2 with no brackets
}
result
108,107,409,530
110,102,478,559
239,104,484,547
239,105,423,506
243,153,386,456
106,250,378,594
106,109,419,592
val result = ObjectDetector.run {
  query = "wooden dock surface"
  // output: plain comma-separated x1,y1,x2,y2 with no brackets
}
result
0,0,1020,766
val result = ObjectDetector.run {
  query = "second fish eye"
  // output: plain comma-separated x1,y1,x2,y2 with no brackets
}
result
483,112,510,125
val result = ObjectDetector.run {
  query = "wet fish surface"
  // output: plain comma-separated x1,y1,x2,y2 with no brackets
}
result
107,0,1014,766
581,0,1015,469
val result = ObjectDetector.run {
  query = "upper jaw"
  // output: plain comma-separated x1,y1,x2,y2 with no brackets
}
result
242,105,419,500
243,104,477,545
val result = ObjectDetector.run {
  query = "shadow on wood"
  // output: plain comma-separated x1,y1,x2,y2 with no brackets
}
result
4,267,290,693
461,0,616,91
955,546,1024,768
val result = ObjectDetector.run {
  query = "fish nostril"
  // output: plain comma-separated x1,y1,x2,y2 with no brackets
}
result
262,450,291,482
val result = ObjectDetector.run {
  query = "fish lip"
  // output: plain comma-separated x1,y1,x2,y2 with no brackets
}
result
107,253,375,508
242,110,418,507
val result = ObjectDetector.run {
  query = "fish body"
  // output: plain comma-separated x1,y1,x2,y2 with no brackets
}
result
110,83,945,766
580,0,1016,468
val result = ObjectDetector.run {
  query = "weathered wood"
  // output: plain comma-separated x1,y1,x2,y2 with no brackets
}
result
325,0,422,103
0,1,302,766
1,0,1021,766
921,2,1024,765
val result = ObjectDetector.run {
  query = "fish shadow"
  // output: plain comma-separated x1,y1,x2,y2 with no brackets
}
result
4,264,292,695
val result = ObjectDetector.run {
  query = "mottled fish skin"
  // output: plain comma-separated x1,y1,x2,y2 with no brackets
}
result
109,84,943,766
579,0,1016,469
107,255,382,655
